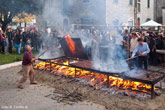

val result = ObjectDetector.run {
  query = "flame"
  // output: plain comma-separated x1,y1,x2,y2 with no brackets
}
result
65,34,76,54
34,60,158,94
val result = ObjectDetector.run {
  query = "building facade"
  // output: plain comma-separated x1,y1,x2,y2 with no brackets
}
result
154,0,165,24
134,0,154,25
38,0,162,30
163,7,165,25
41,0,106,30
106,0,134,26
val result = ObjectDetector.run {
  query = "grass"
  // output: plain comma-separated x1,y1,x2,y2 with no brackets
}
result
0,48,38,65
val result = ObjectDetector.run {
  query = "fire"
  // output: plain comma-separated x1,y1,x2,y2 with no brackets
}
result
65,34,76,54
34,60,157,94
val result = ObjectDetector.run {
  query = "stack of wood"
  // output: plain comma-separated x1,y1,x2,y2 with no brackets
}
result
50,88,85,105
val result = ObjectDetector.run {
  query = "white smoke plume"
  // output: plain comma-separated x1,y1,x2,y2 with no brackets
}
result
37,0,137,74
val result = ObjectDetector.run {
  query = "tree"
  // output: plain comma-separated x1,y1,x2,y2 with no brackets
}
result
14,12,36,26
0,0,43,32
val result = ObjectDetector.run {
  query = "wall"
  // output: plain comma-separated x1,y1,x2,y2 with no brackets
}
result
163,8,165,25
154,0,165,23
106,0,134,26
137,0,154,24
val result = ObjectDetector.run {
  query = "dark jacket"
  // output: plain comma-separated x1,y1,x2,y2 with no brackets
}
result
22,51,33,65
15,34,22,44
149,38,156,52
6,32,13,43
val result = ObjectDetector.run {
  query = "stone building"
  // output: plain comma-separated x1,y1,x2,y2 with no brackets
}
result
154,0,165,24
134,0,154,25
40,0,106,30
106,0,134,26
40,0,135,29
163,7,165,25
37,0,164,29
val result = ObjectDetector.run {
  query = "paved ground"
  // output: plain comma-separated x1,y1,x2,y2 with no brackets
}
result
0,66,106,110
0,61,21,70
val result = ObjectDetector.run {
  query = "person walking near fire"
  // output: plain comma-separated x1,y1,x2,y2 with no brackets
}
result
18,45,38,89
131,38,150,70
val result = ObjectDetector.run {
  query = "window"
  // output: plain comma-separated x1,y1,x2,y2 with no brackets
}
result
113,0,118,4
82,0,90,3
81,18,93,24
63,0,69,13
113,19,119,25
146,18,151,22
128,19,133,26
129,0,133,5
137,0,141,13
137,18,140,26
147,0,150,8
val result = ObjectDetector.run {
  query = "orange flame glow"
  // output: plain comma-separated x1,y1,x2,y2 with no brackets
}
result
34,60,158,94
65,34,76,54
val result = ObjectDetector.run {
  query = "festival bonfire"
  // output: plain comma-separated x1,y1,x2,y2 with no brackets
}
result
34,35,164,99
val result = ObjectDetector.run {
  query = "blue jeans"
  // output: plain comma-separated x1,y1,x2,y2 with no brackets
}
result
138,56,148,70
16,43,21,54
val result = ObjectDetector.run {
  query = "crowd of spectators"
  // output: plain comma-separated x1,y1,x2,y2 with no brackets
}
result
0,26,165,67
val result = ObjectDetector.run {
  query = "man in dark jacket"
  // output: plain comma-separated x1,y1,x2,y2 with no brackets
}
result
6,28,14,53
28,29,35,48
22,29,29,52
162,33,165,49
15,30,23,54
34,28,41,52
148,34,157,66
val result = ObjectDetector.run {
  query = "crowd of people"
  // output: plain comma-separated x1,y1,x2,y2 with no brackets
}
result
0,28,42,54
0,26,165,69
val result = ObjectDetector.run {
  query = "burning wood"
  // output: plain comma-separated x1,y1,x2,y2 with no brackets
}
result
73,60,93,68
34,58,164,99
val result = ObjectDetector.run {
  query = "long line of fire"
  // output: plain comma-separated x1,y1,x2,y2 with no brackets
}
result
34,35,164,99
34,59,157,96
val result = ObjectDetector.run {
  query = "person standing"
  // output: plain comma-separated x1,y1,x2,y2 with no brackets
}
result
6,28,14,53
129,33,139,69
131,38,150,70
22,28,28,52
15,30,23,54
162,33,165,49
122,29,130,59
0,30,5,53
18,45,38,89
4,36,9,54
115,30,123,60
34,28,41,52
148,34,157,66
28,29,35,48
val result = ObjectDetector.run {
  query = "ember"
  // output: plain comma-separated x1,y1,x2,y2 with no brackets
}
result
34,58,164,99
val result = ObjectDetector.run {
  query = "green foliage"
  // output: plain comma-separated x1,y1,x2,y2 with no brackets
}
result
0,0,42,16
0,0,43,31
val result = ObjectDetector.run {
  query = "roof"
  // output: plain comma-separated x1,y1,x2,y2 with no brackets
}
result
141,20,162,27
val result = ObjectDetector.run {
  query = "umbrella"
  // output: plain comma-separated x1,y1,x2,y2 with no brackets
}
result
141,20,162,27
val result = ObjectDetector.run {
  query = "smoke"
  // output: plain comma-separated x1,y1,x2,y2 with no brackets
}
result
42,0,65,30
89,1,132,73
91,30,130,73
37,0,135,74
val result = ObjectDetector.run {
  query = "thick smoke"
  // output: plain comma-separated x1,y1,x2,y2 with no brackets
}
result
90,1,132,73
38,0,135,74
